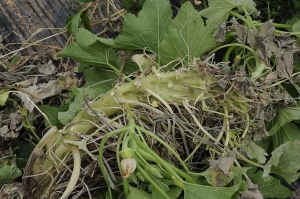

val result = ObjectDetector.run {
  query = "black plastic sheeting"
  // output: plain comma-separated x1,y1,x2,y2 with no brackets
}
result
0,0,79,52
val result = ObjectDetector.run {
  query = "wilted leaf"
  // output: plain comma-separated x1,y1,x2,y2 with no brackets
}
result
276,50,293,79
241,141,268,164
17,80,64,112
264,140,300,184
269,106,300,135
159,2,218,65
115,0,172,53
184,181,246,199
131,54,156,70
199,0,257,22
38,60,57,76
0,165,22,187
248,170,292,198
240,179,263,199
210,149,236,175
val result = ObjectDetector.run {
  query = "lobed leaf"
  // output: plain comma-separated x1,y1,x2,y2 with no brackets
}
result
159,2,218,65
115,0,172,53
57,29,118,69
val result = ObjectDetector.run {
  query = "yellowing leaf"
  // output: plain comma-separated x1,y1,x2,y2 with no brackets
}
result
159,2,218,65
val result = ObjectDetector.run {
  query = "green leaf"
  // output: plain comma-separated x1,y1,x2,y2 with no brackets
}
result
272,122,300,150
241,141,268,164
58,87,84,125
128,186,151,199
159,2,218,65
292,21,300,38
122,0,145,14
57,28,119,71
66,12,81,36
184,181,246,199
0,88,10,106
0,165,22,186
199,0,257,22
39,104,69,128
264,140,300,184
115,0,172,53
269,106,300,135
248,170,292,199
81,10,92,32
83,68,118,98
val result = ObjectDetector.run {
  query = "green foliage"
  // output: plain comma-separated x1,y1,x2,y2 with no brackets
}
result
199,0,257,22
116,0,172,53
248,170,292,199
264,140,300,184
183,181,246,199
58,87,84,125
269,106,300,135
272,122,300,150
159,2,218,65
241,141,268,164
57,29,119,71
39,104,69,128
128,186,151,199
0,166,22,186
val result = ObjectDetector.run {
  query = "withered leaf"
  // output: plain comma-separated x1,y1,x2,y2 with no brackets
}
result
240,179,263,199
213,22,228,43
210,149,236,175
276,50,293,80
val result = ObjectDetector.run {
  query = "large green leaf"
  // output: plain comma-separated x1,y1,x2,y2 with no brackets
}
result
159,2,218,65
272,122,300,150
249,170,292,199
184,181,246,199
264,140,300,184
269,106,300,135
57,29,118,70
115,0,172,53
199,0,257,22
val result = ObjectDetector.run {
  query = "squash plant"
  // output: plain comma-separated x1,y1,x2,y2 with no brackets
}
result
23,0,300,198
